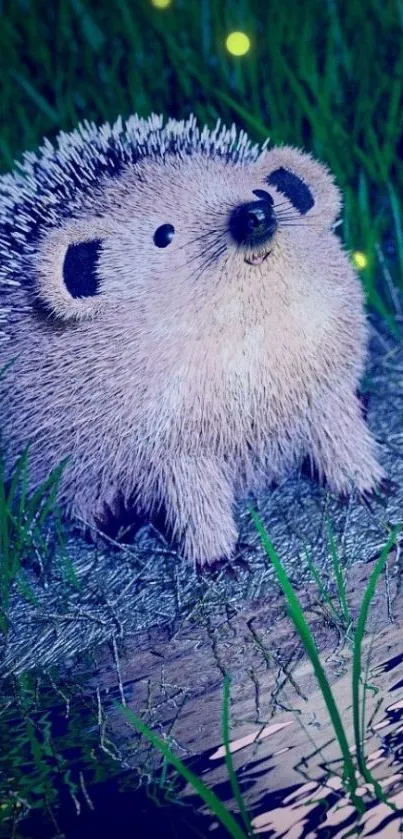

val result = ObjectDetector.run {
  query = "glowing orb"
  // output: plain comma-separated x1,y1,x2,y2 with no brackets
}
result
226,31,251,56
151,0,171,9
352,251,368,269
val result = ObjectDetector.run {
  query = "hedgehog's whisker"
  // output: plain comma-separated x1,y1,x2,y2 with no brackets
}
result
174,226,228,255
185,232,227,252
279,221,322,229
276,214,325,230
152,238,227,279
188,243,228,285
188,230,228,259
280,218,321,223
168,233,228,281
197,243,228,273
186,226,227,244
276,210,324,223
275,214,311,224
160,234,226,273
180,242,227,275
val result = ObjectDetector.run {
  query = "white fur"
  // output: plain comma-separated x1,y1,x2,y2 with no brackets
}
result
0,120,385,566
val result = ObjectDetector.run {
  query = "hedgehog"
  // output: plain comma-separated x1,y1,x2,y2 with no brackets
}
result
0,113,386,568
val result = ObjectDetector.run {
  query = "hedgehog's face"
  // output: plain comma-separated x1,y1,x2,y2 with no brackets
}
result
32,145,342,324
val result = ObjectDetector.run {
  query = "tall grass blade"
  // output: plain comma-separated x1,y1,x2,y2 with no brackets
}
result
222,675,253,836
249,506,358,794
303,543,342,623
119,705,249,839
9,71,59,122
325,518,351,628
352,525,402,781
0,456,10,607
68,0,105,51
388,182,403,288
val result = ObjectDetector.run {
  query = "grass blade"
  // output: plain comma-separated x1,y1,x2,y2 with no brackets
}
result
303,543,343,625
68,0,105,51
387,182,403,289
5,447,29,512
325,518,351,628
9,71,59,123
249,505,358,794
222,675,253,836
352,525,402,779
119,705,249,839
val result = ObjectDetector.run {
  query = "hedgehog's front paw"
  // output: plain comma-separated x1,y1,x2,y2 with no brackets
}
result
320,434,386,499
157,454,239,570
309,391,387,502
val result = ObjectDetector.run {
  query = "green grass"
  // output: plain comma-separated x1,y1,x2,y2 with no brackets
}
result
250,507,402,811
303,520,353,637
0,671,124,839
119,514,403,831
222,675,254,837
0,442,76,633
325,518,351,630
0,0,402,327
122,513,401,828
250,507,359,802
0,361,78,626
120,520,401,831
121,691,254,839
351,532,401,787
1,485,401,834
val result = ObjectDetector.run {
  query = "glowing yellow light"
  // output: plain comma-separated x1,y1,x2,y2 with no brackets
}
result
352,251,368,270
151,0,171,8
226,31,251,56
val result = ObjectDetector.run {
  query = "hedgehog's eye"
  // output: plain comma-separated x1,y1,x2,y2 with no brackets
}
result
266,167,314,214
252,189,274,205
63,240,102,298
153,223,175,248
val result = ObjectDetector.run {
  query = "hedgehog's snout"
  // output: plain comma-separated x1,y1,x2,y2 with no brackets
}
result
228,198,278,250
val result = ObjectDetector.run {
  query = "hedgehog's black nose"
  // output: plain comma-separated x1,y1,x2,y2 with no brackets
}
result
229,199,277,246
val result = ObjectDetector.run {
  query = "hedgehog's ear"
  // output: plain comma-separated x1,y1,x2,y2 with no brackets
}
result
256,146,342,231
33,221,111,321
